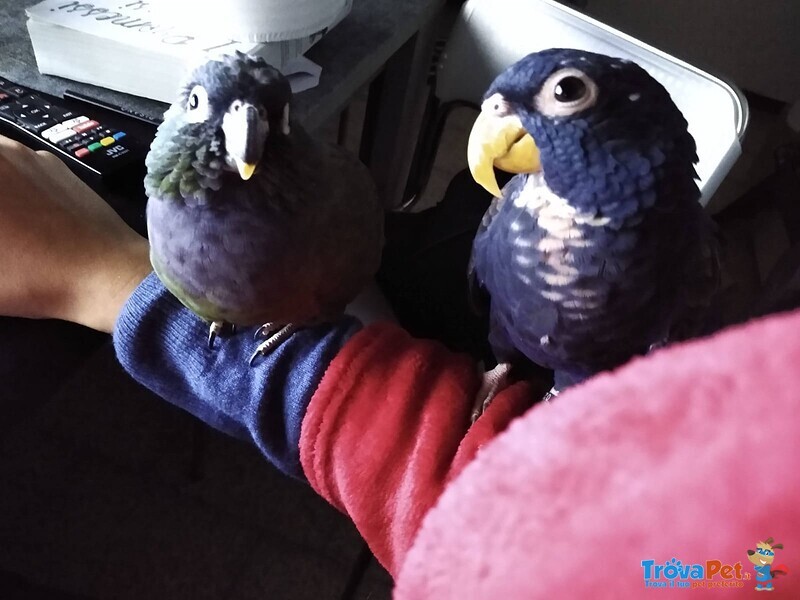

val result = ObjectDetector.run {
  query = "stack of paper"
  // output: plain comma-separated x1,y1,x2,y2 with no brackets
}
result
153,0,350,43
26,0,351,103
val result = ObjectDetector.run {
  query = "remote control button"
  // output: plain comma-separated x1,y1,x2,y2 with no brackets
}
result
14,105,51,124
2,85,29,98
0,92,11,103
53,108,79,121
64,140,86,152
14,102,47,119
73,119,99,134
41,123,68,139
13,104,36,119
63,116,89,128
22,96,77,121
21,119,57,134
58,134,81,148
113,131,127,140
50,129,78,144
87,142,102,152
100,136,115,146
75,148,90,158
0,103,13,117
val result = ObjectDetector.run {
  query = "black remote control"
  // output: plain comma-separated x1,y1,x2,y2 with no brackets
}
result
0,77,143,178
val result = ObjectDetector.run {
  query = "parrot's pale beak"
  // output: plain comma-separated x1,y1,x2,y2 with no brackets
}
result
234,159,257,181
467,108,541,197
222,101,267,181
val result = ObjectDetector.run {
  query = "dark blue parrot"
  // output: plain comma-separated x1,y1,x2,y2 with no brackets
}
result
466,48,719,416
145,53,384,362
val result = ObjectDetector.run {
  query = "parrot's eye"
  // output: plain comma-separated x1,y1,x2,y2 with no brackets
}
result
185,85,210,122
554,77,587,103
256,105,267,120
535,68,598,118
481,93,513,118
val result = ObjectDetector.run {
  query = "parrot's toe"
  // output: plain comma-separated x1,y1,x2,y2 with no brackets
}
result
541,387,560,402
208,321,235,348
249,323,298,366
471,362,513,423
253,322,282,340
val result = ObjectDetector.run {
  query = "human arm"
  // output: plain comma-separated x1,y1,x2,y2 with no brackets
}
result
0,136,150,332
113,270,534,555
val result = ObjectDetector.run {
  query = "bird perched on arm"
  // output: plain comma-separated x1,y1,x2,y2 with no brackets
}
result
144,52,384,362
466,48,719,418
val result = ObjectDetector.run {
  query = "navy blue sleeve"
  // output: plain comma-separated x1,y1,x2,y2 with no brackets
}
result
112,272,362,479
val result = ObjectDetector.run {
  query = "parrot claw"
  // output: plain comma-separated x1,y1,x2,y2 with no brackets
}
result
542,387,560,402
207,321,234,348
253,322,282,340
249,323,298,366
471,362,513,423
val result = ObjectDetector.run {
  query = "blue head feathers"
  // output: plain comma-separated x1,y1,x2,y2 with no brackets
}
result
480,48,698,210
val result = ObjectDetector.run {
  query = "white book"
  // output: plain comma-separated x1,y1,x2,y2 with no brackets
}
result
26,0,349,103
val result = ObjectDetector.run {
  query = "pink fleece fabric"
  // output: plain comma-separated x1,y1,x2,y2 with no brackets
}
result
396,309,800,598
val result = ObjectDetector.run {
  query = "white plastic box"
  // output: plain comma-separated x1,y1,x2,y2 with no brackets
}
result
436,0,749,206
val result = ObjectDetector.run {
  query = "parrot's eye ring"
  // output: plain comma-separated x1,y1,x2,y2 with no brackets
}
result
535,68,598,118
185,85,210,123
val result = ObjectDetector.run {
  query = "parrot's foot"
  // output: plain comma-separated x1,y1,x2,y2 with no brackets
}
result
542,387,560,402
249,323,298,366
208,321,236,349
471,362,513,423
253,322,282,340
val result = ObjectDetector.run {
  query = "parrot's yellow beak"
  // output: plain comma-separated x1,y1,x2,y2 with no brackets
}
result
467,109,541,197
234,158,257,181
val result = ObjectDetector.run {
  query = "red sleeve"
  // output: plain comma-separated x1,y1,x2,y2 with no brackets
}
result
395,309,800,599
299,322,534,576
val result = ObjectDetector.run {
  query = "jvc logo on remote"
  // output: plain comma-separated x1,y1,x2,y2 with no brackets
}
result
105,145,129,158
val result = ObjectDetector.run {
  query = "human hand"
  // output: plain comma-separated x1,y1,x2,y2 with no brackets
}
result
0,135,151,333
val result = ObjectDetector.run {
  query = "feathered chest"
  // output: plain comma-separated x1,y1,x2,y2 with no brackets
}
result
145,167,318,286
473,172,663,317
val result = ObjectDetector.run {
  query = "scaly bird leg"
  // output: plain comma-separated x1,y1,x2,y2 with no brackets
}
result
249,323,299,366
208,321,236,348
471,362,513,423
541,387,560,402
